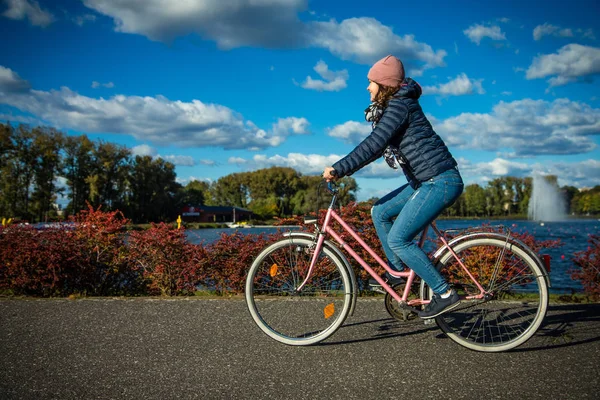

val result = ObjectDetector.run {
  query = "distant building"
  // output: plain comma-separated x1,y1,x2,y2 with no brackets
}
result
180,205,252,223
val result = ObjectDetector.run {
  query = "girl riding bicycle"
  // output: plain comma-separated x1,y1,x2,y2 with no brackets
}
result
323,55,464,319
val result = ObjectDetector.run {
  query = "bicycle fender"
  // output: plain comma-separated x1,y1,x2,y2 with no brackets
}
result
282,231,359,316
433,231,551,288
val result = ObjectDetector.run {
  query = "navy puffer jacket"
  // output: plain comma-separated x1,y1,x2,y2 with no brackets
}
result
332,78,457,188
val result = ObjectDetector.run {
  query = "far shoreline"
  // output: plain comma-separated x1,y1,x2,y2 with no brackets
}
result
127,215,599,231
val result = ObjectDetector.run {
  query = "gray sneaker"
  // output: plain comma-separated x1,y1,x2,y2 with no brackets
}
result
418,290,460,319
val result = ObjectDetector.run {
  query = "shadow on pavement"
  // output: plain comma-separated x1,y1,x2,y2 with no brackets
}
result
318,317,438,346
512,303,600,352
319,303,600,351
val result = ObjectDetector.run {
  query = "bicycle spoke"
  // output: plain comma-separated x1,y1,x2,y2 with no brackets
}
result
432,236,548,352
246,238,351,345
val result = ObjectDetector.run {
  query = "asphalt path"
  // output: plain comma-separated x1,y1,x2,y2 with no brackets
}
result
1,298,599,400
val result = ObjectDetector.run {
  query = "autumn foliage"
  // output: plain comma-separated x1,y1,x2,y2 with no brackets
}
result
0,203,591,298
570,235,600,300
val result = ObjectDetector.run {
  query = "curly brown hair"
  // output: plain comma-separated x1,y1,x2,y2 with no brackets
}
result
374,84,400,108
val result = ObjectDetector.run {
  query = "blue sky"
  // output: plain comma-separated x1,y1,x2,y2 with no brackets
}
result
1,0,599,201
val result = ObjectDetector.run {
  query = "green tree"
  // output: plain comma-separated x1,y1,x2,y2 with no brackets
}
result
210,173,250,208
247,167,301,217
30,126,64,221
290,175,329,215
561,185,579,215
128,156,181,222
62,135,94,215
516,177,532,215
0,123,15,218
1,125,38,220
87,141,131,209
464,184,487,217
180,180,210,206
490,178,504,216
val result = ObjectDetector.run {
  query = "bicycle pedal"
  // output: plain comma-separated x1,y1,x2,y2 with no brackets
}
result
368,285,387,294
400,305,420,314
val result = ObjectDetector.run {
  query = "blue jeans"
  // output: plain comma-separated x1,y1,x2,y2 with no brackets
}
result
371,168,464,294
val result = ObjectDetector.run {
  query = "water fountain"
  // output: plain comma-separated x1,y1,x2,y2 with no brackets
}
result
528,175,567,221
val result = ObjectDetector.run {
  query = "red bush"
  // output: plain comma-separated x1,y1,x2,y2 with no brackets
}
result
201,231,278,294
0,204,133,296
127,223,205,296
70,204,133,295
571,235,600,300
0,204,580,298
0,225,83,296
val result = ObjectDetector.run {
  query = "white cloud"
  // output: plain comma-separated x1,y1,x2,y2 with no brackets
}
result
300,60,348,92
0,66,31,92
228,157,247,165
308,17,447,72
479,158,530,176
131,145,195,166
238,153,342,175
455,157,600,189
131,144,156,157
422,73,485,96
91,81,114,89
579,28,596,40
0,65,308,151
271,117,310,136
533,23,595,41
198,159,216,166
434,98,600,156
546,159,600,188
533,23,574,41
2,0,55,27
463,24,506,45
73,13,96,26
0,112,42,125
83,0,308,47
158,154,195,166
82,1,447,73
176,176,213,185
526,44,600,87
327,121,372,145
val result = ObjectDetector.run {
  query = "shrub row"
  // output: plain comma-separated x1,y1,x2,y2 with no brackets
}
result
1,204,598,299
571,234,600,300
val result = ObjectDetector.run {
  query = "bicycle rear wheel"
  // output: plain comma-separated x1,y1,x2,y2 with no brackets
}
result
422,236,548,352
245,237,352,346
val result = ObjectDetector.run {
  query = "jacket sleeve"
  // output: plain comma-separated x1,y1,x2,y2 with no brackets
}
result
332,100,409,178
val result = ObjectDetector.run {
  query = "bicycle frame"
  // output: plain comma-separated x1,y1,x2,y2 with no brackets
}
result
297,190,487,307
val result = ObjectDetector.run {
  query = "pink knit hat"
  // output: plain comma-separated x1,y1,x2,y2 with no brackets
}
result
367,55,405,87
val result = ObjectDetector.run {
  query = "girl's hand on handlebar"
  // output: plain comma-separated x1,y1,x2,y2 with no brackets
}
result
322,167,337,182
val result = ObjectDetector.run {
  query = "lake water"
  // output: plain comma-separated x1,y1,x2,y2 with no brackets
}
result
185,219,599,294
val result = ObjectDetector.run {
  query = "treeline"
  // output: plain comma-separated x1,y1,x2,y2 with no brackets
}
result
444,175,600,218
1,123,599,223
0,123,356,223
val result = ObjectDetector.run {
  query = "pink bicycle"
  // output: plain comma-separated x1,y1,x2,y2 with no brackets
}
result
245,182,550,352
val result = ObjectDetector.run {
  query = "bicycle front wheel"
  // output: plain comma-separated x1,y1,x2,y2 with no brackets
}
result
423,236,549,352
245,237,352,346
